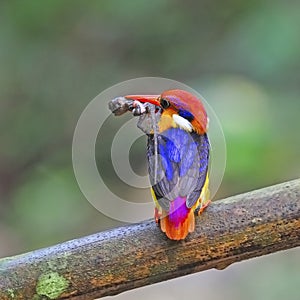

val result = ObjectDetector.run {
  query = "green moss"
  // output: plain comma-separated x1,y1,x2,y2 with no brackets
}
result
6,288,15,298
36,272,69,299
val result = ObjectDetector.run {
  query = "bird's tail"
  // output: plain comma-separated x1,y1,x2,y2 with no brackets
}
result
160,197,195,240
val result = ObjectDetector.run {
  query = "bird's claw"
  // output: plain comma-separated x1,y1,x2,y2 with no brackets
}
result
195,199,211,216
154,207,161,224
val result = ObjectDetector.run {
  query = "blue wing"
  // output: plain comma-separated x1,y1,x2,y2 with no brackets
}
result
147,127,209,211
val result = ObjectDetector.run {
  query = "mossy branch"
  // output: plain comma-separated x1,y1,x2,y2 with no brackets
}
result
0,179,299,299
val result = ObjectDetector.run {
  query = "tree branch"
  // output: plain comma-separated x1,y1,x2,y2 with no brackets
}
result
0,179,299,300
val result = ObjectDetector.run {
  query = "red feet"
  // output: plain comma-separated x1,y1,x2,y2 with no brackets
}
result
197,199,211,215
154,207,161,223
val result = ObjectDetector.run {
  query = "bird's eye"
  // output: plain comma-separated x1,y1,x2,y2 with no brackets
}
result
160,98,170,109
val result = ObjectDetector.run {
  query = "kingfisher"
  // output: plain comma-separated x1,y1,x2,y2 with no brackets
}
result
112,89,210,240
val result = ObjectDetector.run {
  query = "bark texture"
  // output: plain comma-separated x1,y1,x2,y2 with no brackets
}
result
0,179,299,299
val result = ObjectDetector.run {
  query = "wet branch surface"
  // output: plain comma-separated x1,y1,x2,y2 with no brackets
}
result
0,179,299,299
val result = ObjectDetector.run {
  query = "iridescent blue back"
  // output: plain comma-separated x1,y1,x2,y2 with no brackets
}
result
147,127,209,211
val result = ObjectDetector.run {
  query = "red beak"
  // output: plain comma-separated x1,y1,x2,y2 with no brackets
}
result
124,94,160,106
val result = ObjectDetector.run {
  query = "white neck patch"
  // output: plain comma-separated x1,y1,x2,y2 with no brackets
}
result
172,114,193,132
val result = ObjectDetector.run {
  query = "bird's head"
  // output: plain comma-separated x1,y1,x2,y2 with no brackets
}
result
125,89,208,134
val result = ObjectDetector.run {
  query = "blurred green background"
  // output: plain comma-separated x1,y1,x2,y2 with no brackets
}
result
0,1,299,299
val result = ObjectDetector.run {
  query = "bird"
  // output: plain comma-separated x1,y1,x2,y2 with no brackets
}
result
124,89,210,240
